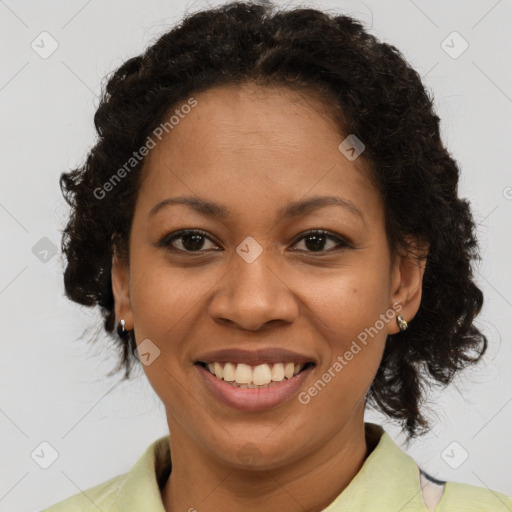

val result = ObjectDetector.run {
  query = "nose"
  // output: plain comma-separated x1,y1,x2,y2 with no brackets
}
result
208,251,299,331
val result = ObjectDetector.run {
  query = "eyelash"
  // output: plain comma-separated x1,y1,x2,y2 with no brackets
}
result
158,229,351,254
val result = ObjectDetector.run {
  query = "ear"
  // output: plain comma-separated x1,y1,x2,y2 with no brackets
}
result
111,250,134,331
387,237,429,335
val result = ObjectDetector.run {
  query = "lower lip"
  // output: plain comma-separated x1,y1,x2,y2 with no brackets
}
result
196,364,315,412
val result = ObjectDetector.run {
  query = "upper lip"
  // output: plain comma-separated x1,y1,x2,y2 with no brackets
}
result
195,348,316,366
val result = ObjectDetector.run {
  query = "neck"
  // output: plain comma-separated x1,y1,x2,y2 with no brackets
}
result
161,412,373,512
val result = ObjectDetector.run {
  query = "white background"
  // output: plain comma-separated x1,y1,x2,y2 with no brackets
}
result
1,0,511,510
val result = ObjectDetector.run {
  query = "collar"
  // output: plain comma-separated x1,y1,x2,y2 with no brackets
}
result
323,423,430,511
116,423,429,512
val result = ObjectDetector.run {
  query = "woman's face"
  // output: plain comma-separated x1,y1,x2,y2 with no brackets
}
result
113,83,423,470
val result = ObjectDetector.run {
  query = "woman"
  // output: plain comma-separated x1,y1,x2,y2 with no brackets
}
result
42,1,511,510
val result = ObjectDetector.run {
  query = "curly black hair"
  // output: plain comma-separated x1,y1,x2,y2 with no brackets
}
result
60,0,487,437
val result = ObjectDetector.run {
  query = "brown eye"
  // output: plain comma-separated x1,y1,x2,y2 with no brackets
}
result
159,229,220,252
291,230,349,253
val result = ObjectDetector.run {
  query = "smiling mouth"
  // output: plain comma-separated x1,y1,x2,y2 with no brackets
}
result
195,361,316,389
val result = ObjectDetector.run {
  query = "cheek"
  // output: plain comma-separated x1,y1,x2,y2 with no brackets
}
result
306,265,390,391
127,260,207,397
310,262,391,339
300,283,389,417
129,256,203,339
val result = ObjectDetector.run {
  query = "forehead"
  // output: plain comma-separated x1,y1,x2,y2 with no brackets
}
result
137,83,381,225
149,83,347,153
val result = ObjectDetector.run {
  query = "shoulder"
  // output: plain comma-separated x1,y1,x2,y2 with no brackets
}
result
370,425,511,511
38,434,170,512
40,472,128,512
436,480,512,511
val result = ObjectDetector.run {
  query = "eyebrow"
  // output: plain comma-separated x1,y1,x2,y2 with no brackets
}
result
148,195,365,223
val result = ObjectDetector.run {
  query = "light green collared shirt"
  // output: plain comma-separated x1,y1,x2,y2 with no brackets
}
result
41,424,512,511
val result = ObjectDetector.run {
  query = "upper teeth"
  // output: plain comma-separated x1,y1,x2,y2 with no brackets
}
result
205,362,304,385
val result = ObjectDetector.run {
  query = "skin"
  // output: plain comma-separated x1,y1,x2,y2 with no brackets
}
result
112,83,427,512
